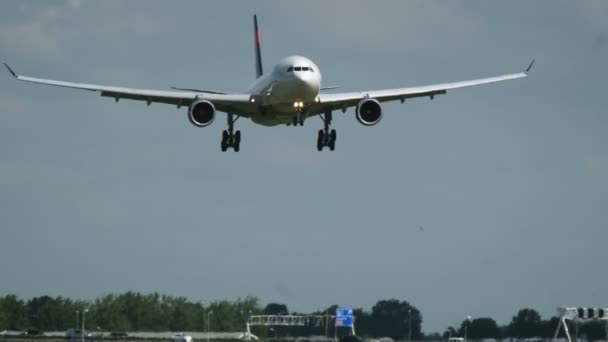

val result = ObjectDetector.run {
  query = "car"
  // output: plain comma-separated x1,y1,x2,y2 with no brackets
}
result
170,333,193,342
448,338,465,342
65,328,93,339
22,328,45,336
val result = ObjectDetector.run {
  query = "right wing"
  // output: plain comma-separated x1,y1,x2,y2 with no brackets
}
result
3,63,254,116
311,60,534,114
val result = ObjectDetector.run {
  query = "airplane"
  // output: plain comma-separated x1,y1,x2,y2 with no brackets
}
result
3,15,534,152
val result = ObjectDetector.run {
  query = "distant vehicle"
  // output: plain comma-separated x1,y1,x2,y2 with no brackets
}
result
340,336,364,342
170,333,193,342
109,332,128,338
22,328,45,336
448,338,465,342
65,328,93,339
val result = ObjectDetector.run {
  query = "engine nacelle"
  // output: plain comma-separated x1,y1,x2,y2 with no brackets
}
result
188,99,216,127
356,98,383,126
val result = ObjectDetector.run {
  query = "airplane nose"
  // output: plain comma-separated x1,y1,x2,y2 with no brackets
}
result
295,72,319,94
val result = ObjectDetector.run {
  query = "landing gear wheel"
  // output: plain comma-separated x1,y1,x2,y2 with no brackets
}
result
221,113,242,152
316,111,337,151
328,129,336,151
317,130,324,151
235,130,241,144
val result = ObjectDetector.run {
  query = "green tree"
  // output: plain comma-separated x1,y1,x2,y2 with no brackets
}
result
263,303,289,315
507,308,543,338
466,318,499,339
0,297,8,329
443,326,459,340
541,317,564,339
1,295,27,330
353,308,372,337
369,299,422,340
579,321,606,341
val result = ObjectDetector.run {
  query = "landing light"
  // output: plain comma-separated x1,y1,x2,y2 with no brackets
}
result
250,98,256,103
293,101,304,108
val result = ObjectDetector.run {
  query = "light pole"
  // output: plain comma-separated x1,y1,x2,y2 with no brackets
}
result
81,309,89,342
206,310,214,342
408,309,412,341
321,305,328,339
464,316,471,342
75,310,79,329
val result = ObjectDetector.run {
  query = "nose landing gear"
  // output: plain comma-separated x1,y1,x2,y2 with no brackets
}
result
291,115,304,126
316,111,336,151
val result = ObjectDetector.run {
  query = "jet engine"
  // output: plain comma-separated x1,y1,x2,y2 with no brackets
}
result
188,99,216,127
355,98,383,126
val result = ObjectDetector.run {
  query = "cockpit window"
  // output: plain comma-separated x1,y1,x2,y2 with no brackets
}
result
302,67,309,71
294,66,302,71
309,67,314,72
287,67,293,72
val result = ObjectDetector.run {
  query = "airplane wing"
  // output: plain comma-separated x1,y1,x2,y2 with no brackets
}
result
3,63,253,116
312,60,534,114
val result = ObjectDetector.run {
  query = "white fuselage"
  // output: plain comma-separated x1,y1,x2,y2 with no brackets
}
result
246,56,321,126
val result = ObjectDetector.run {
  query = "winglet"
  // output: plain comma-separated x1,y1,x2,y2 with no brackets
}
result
253,14,264,79
525,58,535,74
3,63,18,78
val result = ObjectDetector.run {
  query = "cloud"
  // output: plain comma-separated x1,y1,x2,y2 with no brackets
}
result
583,151,608,179
259,140,331,169
274,1,481,52
0,94,27,114
0,1,177,60
579,0,608,49
0,1,83,58
580,0,608,30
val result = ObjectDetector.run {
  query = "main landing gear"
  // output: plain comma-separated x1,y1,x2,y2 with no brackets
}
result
317,111,336,151
221,113,241,152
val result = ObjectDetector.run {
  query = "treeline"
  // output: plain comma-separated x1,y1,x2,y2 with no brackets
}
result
0,294,606,341
0,293,258,333
440,309,606,341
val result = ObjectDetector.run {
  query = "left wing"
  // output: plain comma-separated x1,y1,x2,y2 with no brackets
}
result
3,63,254,116
311,60,534,114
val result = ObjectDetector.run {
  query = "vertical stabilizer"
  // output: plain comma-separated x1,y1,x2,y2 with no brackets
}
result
253,15,264,78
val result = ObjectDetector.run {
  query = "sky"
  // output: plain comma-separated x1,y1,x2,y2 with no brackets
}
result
1,0,607,333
